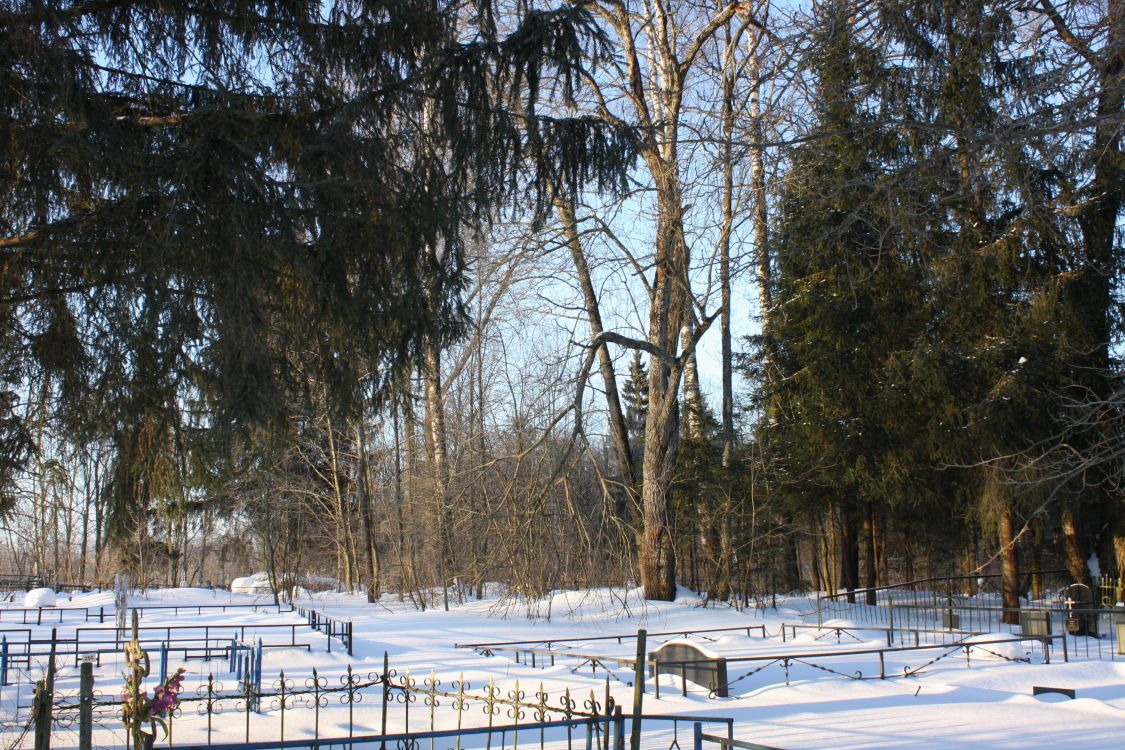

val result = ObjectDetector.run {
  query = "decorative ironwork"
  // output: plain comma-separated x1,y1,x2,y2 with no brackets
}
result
305,668,329,739
269,670,298,741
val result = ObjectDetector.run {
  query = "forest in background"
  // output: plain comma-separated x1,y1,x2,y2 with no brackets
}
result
0,0,1122,614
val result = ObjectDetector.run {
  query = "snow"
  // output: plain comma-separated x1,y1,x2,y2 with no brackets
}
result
2,586,1125,748
23,587,56,607
654,637,722,659
230,571,273,595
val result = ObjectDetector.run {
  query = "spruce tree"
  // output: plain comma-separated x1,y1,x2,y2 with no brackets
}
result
0,1,635,560
622,351,649,445
761,0,927,600
879,0,1091,612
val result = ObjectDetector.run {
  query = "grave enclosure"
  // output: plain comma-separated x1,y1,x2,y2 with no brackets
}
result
0,592,752,750
2,579,1123,750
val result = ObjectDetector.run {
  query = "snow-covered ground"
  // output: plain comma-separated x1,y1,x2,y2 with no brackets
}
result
1,585,1123,748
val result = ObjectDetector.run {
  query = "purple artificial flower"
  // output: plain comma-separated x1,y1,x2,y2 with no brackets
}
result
148,688,175,716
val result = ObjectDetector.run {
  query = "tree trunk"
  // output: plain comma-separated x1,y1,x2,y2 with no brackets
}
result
1060,504,1090,586
809,536,821,591
355,423,380,602
863,501,877,605
961,540,976,597
392,400,408,602
1030,541,1044,602
79,471,91,586
639,401,679,600
841,503,859,604
636,157,691,601
473,302,490,598
555,197,637,494
820,515,837,595
423,344,453,611
748,34,774,396
681,323,701,436
997,496,1021,625
325,418,355,593
875,507,889,586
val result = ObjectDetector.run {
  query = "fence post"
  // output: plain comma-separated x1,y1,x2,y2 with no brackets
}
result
1,635,7,686
206,673,215,745
613,706,625,750
244,667,252,743
603,679,611,750
693,722,703,750
79,661,93,750
33,656,56,750
630,629,646,750
346,664,355,737
381,651,390,742
254,638,263,707
279,669,287,742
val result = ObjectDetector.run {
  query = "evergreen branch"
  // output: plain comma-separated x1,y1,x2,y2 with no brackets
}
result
1,0,326,34
0,0,131,23
0,229,40,250
0,285,98,305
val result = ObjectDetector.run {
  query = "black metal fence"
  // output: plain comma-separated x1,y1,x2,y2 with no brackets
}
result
456,626,769,686
650,633,1062,697
817,571,1074,611
0,600,294,624
29,650,739,750
296,606,354,654
166,713,739,750
0,620,336,681
814,574,1125,662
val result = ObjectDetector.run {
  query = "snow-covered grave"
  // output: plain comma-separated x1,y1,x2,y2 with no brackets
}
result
22,588,56,608
0,585,1123,748
229,572,274,596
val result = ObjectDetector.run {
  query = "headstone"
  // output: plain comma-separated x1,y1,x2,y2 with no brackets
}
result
1033,685,1075,699
1020,609,1051,636
648,640,728,697
1063,584,1097,637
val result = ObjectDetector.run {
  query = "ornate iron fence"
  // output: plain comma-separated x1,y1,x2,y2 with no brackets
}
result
38,651,648,747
